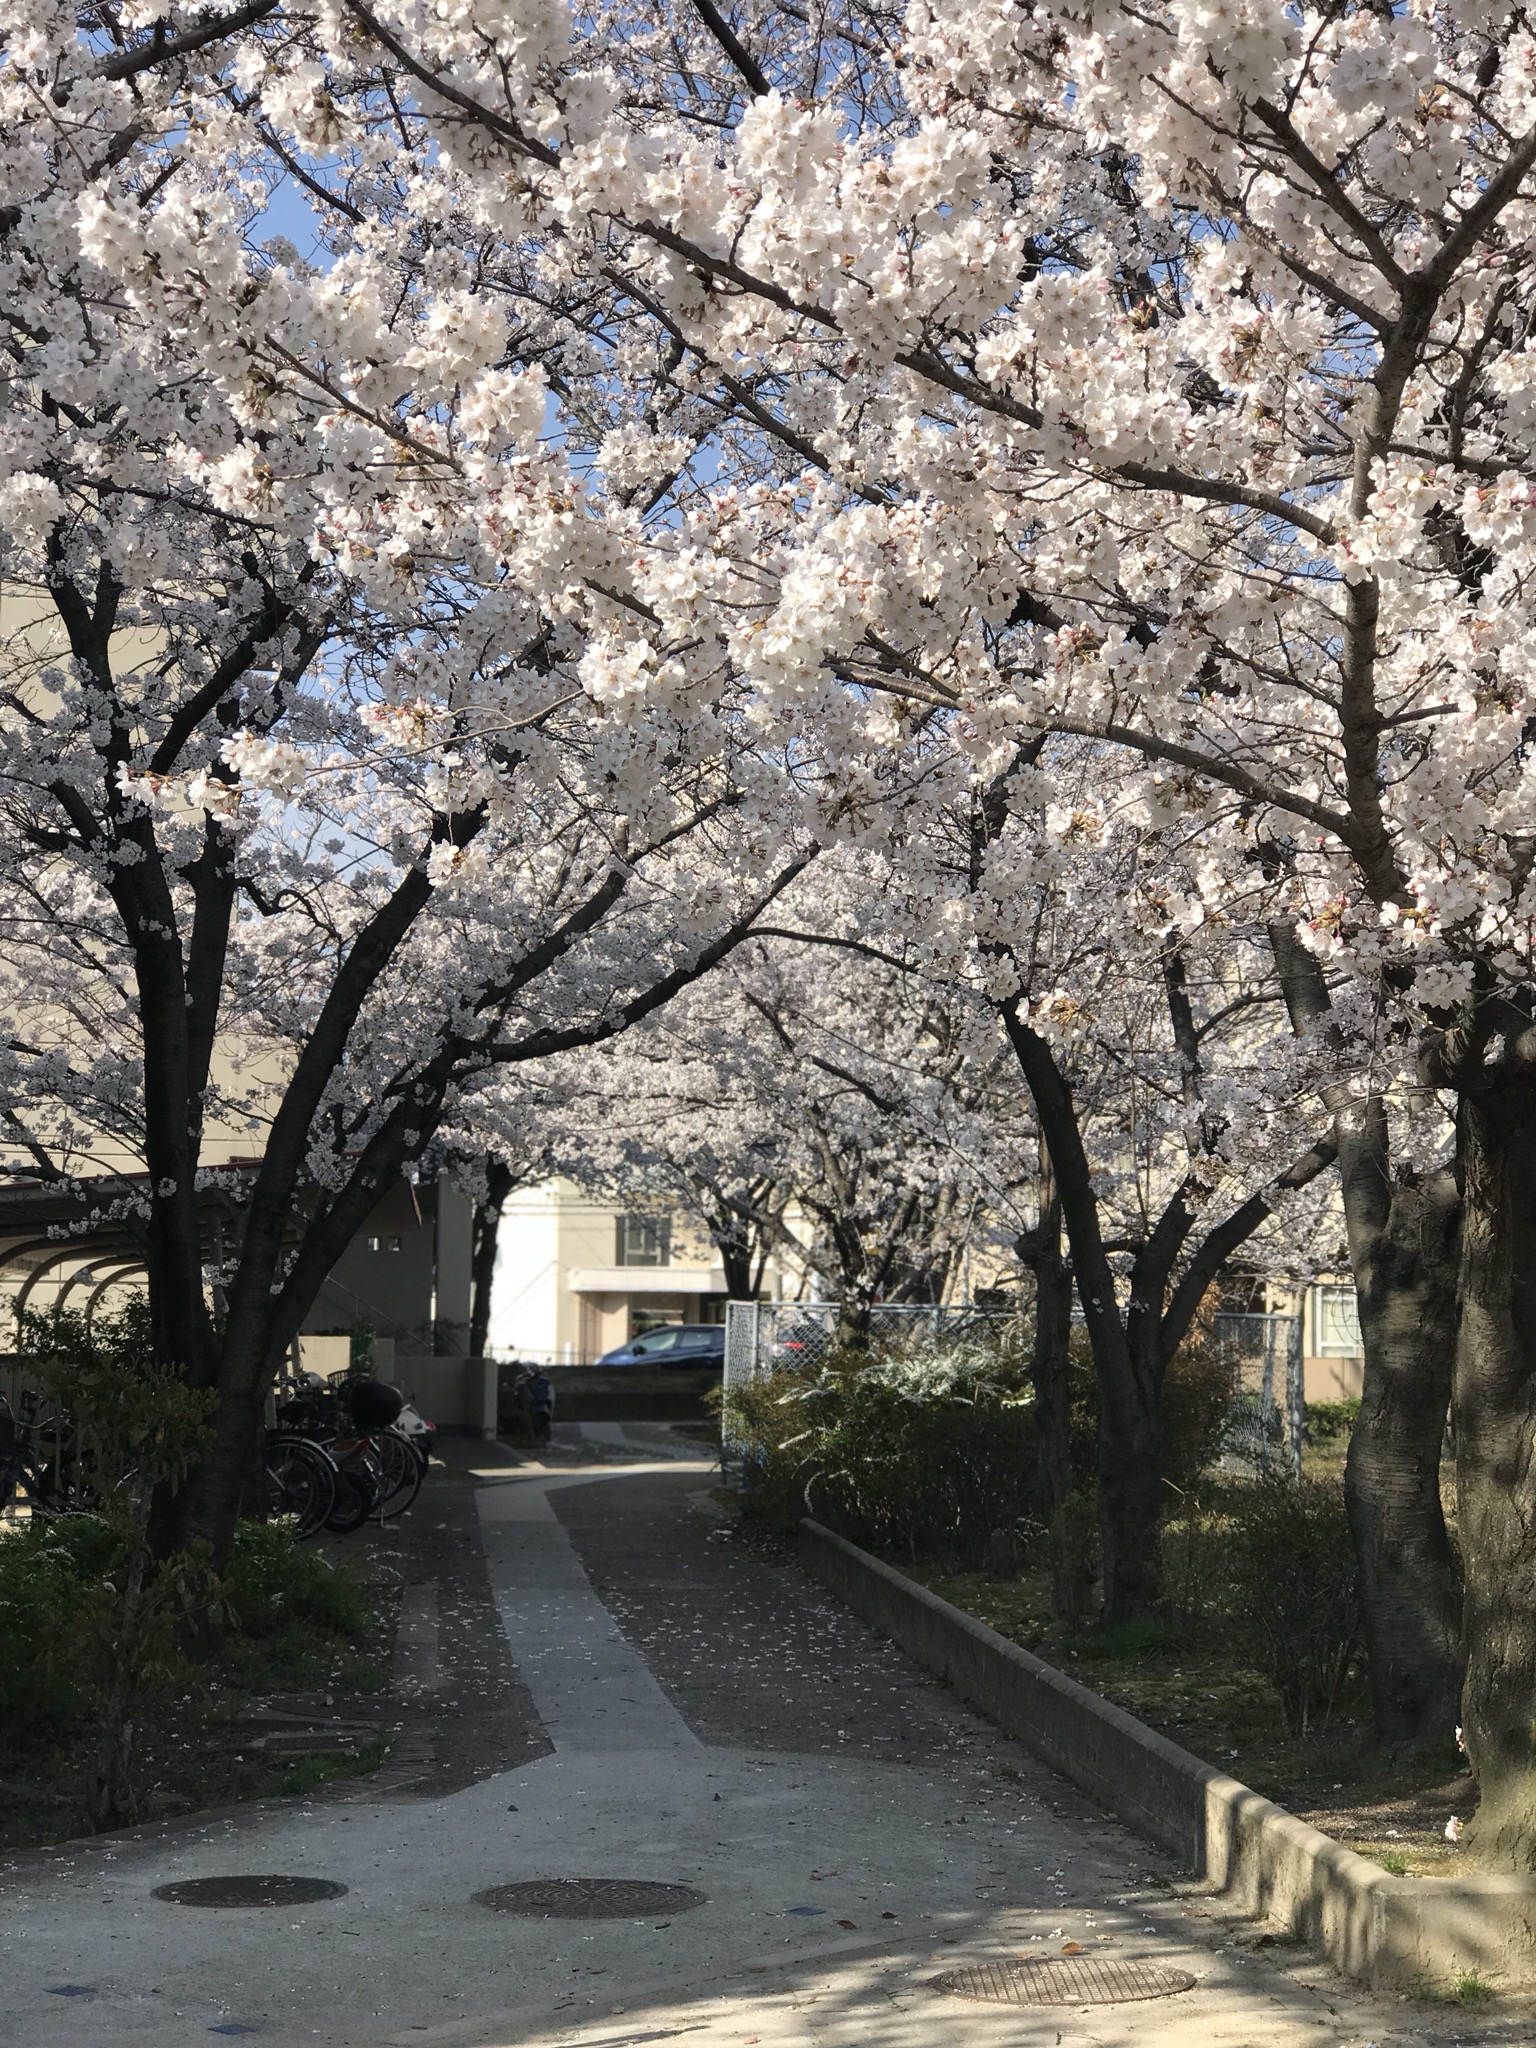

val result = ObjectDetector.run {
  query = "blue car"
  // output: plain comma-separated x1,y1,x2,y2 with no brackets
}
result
596,1324,725,1368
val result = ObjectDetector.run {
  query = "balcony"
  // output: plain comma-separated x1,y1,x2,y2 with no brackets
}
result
568,1265,726,1295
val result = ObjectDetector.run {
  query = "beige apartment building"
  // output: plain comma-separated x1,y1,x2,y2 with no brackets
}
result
1297,1277,1366,1402
1220,1271,1365,1404
486,1178,806,1364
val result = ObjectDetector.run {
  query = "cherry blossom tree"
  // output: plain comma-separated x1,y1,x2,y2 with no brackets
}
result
806,766,1339,1622
488,889,1036,1314
512,1029,801,1303
250,0,1536,1860
1268,924,1464,1748
0,6,832,1560
17,0,1536,1858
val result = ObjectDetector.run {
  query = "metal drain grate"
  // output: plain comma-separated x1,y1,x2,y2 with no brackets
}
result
474,1878,706,1919
153,1876,349,1908
935,1958,1196,2006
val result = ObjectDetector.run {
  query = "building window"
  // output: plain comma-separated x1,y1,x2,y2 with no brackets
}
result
366,1234,404,1253
616,1214,671,1267
1313,1282,1362,1357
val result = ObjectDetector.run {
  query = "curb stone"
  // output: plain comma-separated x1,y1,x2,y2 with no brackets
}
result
798,1516,1536,1993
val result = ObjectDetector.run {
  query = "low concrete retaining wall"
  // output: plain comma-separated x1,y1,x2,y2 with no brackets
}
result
388,1358,722,1431
530,1366,720,1424
799,1517,1536,1991
392,1356,479,1432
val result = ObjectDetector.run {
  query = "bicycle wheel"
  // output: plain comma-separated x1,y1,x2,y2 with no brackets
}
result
265,1437,337,1540
17,1448,90,1518
324,1443,381,1533
323,1470,374,1533
375,1429,424,1519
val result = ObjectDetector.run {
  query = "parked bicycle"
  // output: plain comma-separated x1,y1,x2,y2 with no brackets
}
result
6,1371,432,1543
504,1362,555,1445
265,1372,430,1539
0,1390,89,1519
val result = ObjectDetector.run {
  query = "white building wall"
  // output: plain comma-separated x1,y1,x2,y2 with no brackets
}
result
487,1175,801,1362
487,1181,562,1360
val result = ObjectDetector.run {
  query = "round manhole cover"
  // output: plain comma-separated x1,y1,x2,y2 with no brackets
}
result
474,1879,706,1919
153,1876,349,1909
936,1958,1196,2006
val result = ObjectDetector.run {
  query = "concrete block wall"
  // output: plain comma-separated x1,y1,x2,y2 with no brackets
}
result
391,1355,478,1431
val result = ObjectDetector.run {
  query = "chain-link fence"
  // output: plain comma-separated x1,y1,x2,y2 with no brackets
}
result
724,1299,1018,1382
1213,1311,1304,1479
721,1299,1020,1471
723,1300,1309,1482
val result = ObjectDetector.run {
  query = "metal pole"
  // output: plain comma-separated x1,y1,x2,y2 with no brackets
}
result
1259,1322,1275,1476
721,1300,760,1481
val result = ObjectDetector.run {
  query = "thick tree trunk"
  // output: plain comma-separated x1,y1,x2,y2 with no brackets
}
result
1457,1078,1536,1868
133,932,220,1394
1269,922,1463,1743
164,1367,272,1562
1019,1188,1095,1617
828,1213,875,1346
1024,1192,1073,1522
1000,1006,1162,1620
1346,1165,1463,1746
469,1159,515,1360
1100,1332,1163,1627
718,1220,757,1301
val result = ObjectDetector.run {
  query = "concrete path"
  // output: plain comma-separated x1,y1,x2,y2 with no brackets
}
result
1,1431,1526,2048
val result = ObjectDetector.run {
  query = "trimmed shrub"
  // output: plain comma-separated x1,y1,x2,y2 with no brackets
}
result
1306,1398,1361,1442
223,1520,374,1642
0,1517,119,1740
12,1299,221,1824
1223,1475,1360,1735
0,1513,382,1813
727,1330,1036,1560
728,1309,1236,1577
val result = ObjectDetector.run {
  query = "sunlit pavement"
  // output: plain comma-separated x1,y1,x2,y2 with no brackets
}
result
2,1429,1527,2048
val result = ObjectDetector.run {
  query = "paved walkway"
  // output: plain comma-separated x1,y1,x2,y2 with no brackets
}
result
1,1428,1527,2048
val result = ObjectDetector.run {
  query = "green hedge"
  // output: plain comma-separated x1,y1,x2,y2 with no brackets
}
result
0,1516,377,1760
725,1333,1037,1559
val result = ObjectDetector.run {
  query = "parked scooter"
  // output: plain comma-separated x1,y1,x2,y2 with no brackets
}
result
395,1396,436,1472
505,1362,555,1445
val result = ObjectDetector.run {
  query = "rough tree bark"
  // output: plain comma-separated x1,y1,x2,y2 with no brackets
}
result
1269,923,1463,1745
1348,1165,1463,1744
1016,1171,1084,1614
999,990,1335,1624
469,1158,516,1361
1449,1060,1536,1865
997,1008,1155,1618
1021,1183,1073,1522
716,1219,756,1302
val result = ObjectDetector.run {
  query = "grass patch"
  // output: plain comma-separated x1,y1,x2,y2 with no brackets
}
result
1451,1971,1496,2005
912,1560,1296,1781
0,1516,397,1851
901,1552,1464,1838
219,1519,391,1691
